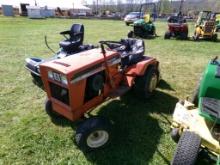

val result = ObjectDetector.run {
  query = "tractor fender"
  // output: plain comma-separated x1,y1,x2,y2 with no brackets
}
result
125,57,159,87
126,57,159,76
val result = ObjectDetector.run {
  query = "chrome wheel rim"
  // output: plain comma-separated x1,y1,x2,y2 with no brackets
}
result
87,130,109,148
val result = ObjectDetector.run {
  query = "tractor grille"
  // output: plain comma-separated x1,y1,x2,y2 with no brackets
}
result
134,26,143,36
204,26,213,33
204,21,215,33
49,82,69,105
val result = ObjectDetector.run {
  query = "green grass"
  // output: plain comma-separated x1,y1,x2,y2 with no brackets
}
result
0,16,219,164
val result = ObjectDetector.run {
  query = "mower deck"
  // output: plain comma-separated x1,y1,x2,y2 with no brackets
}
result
172,100,220,155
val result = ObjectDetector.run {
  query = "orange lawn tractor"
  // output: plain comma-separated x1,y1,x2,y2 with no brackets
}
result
39,38,160,151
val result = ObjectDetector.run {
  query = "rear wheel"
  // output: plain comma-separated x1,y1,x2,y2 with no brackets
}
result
172,131,201,165
75,116,112,151
134,67,159,99
164,31,171,39
180,32,188,40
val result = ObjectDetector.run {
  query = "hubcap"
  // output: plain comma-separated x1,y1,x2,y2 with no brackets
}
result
148,74,157,92
87,130,109,148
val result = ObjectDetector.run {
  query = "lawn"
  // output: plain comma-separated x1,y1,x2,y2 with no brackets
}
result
0,16,219,165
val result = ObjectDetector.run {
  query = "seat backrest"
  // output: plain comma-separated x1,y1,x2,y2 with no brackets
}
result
123,38,145,56
70,24,84,43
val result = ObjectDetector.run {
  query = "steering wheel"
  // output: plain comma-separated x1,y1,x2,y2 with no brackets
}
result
99,40,127,51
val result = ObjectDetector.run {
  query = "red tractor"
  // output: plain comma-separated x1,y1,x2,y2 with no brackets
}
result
164,1,188,40
164,13,188,40
39,38,160,151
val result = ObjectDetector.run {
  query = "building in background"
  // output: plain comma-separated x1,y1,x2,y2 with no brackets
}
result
0,0,92,17
2,5,14,16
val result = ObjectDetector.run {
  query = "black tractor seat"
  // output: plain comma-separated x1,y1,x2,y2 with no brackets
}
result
59,24,84,53
167,15,186,24
117,38,145,67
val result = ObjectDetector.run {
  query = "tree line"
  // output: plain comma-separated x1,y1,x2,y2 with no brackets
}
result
88,0,220,16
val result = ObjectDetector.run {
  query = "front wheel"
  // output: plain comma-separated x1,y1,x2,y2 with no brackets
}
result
134,67,159,99
171,128,180,143
31,73,44,88
212,33,218,42
164,31,171,39
128,31,134,38
193,31,199,41
45,99,62,119
171,131,201,165
75,116,112,151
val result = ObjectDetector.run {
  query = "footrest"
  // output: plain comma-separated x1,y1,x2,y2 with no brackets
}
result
201,97,220,118
109,86,130,98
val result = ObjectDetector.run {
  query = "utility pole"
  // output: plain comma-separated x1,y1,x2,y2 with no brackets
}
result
97,0,99,14
179,0,184,13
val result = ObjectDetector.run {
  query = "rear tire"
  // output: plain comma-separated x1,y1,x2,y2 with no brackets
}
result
171,131,201,165
75,116,112,152
134,67,159,99
180,32,188,40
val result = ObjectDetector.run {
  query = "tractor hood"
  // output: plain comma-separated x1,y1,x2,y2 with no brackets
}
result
40,48,120,78
133,19,154,28
134,19,145,25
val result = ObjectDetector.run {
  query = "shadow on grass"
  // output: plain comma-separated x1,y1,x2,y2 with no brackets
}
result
186,37,220,43
83,90,178,164
158,79,175,91
47,88,178,164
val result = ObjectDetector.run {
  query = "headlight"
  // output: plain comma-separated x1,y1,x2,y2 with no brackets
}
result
60,75,68,85
36,66,40,73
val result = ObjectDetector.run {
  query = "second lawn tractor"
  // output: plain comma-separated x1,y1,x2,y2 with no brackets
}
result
170,57,220,164
215,13,220,32
25,24,95,88
193,11,218,41
39,38,160,151
164,13,188,40
164,0,188,40
128,3,157,38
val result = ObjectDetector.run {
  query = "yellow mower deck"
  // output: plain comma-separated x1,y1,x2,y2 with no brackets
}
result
172,100,220,155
